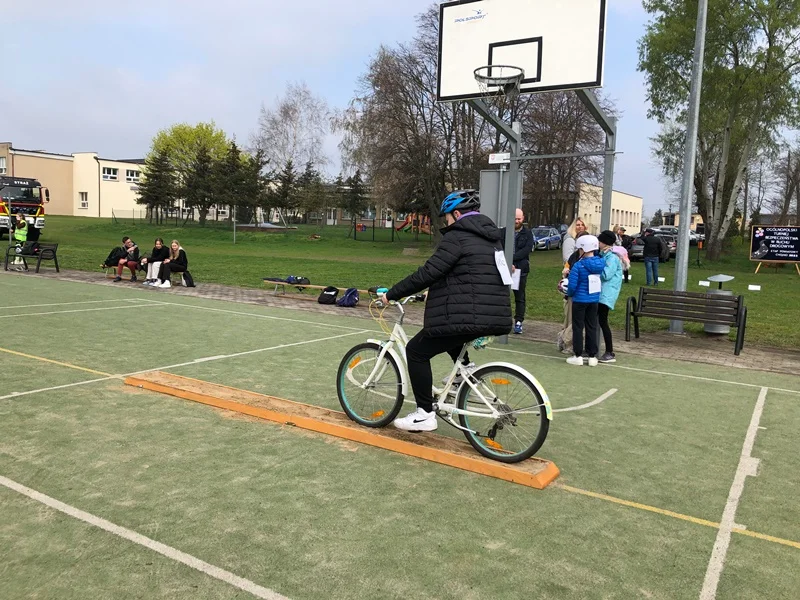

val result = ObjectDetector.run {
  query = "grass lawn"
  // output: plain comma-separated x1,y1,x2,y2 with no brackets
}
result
19,215,800,349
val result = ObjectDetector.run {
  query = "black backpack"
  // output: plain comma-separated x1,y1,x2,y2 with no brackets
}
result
317,286,339,304
336,287,359,307
182,271,196,287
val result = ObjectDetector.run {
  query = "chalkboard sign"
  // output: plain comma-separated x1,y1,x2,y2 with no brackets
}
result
750,226,800,263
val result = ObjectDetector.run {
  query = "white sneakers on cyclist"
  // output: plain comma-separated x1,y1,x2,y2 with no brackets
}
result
441,362,476,385
393,407,438,432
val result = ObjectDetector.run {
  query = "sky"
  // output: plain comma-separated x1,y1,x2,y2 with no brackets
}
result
1,0,669,217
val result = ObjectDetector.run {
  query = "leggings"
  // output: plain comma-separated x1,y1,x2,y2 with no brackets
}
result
406,330,475,413
598,303,613,354
158,262,186,281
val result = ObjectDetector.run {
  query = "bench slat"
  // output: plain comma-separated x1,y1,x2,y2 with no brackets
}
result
636,309,736,325
643,301,738,316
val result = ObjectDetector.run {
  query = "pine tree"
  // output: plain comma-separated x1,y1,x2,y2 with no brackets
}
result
183,144,216,226
136,149,178,223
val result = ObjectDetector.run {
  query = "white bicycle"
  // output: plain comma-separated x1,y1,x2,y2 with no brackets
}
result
336,294,552,463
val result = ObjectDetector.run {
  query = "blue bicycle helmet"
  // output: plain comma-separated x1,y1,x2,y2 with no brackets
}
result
439,189,480,216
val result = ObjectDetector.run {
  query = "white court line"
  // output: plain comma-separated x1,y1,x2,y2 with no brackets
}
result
124,330,371,376
0,376,118,401
134,297,378,332
489,347,800,395
0,475,290,600
554,389,617,413
699,387,767,600
0,303,168,319
1,298,141,310
1,331,371,401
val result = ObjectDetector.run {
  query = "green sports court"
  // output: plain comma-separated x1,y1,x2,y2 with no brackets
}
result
1,272,799,599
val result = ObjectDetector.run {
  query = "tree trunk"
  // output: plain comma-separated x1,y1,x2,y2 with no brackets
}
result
198,207,208,227
707,100,762,260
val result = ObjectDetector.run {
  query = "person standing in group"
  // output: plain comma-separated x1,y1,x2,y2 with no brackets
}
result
618,227,633,283
565,235,605,367
641,228,666,286
511,208,534,334
557,218,588,353
155,240,188,288
597,230,624,363
140,238,170,286
561,217,587,264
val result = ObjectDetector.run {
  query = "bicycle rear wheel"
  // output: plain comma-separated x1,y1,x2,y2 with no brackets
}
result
456,365,549,463
337,342,404,427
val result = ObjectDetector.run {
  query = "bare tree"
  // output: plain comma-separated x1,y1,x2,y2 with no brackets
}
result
251,82,330,169
520,92,609,225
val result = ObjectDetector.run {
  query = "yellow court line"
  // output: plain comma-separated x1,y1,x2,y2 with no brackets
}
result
0,347,112,377
733,528,800,550
555,483,800,550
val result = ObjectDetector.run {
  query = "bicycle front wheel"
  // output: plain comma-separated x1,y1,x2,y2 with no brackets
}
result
457,365,549,463
337,342,404,428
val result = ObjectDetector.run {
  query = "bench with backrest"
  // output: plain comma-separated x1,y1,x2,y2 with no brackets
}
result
625,287,747,355
4,242,59,273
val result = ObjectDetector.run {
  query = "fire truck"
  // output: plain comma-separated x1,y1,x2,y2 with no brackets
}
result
0,176,49,241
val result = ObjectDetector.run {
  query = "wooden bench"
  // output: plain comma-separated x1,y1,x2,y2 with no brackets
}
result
263,280,374,301
625,287,747,355
4,242,59,273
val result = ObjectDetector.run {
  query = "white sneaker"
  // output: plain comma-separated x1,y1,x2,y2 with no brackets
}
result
566,356,584,366
159,280,171,288
587,357,599,367
441,362,476,385
393,407,438,432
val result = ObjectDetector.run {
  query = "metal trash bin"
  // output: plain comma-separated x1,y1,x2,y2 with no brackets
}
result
704,274,735,334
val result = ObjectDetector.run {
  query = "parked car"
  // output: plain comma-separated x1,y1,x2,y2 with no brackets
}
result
655,233,677,257
532,226,562,251
630,234,670,262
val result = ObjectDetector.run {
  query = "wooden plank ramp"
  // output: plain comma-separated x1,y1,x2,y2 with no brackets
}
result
124,372,560,490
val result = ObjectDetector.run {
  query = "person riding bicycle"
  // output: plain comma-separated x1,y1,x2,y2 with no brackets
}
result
379,190,512,432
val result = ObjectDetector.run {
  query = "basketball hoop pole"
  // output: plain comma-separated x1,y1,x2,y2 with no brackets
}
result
468,98,522,345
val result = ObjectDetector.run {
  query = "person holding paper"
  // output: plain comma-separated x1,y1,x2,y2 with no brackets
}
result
380,189,512,432
511,208,534,334
565,235,605,367
597,230,624,363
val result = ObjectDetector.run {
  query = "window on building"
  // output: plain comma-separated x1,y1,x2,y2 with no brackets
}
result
125,169,141,183
214,205,228,217
102,167,118,181
79,192,88,209
0,157,6,174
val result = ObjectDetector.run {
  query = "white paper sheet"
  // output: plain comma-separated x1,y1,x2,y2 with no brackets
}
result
588,274,601,294
511,268,521,291
494,250,513,285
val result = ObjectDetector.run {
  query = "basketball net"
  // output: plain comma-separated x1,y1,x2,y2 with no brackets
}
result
473,65,524,117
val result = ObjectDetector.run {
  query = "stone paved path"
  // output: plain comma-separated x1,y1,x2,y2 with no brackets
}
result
3,268,799,376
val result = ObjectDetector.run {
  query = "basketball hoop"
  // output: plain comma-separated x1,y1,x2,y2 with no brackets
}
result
473,65,525,100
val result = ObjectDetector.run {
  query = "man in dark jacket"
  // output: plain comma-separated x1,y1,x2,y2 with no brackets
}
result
381,190,512,432
511,208,534,334
641,229,666,286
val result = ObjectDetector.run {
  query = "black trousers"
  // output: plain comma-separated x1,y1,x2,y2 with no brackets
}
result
513,271,528,323
158,262,186,281
598,303,613,354
406,330,475,413
572,302,599,358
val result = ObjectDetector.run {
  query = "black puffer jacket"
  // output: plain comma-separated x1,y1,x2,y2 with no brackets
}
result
386,214,512,337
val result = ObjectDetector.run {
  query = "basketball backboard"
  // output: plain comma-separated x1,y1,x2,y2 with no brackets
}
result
437,0,607,102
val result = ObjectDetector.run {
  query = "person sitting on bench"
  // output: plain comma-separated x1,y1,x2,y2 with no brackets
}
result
154,240,188,288
102,236,139,282
140,237,170,286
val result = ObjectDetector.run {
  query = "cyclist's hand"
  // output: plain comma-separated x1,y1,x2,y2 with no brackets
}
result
379,293,389,305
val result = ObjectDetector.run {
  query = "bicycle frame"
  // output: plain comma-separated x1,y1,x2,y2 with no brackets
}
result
361,300,552,435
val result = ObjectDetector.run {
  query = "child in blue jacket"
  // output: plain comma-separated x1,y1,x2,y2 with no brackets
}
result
566,235,606,366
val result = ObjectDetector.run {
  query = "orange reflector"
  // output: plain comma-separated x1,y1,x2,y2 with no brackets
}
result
371,410,385,418
349,357,362,369
485,438,503,450
490,378,510,385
